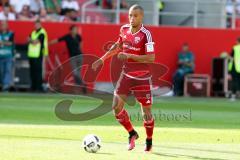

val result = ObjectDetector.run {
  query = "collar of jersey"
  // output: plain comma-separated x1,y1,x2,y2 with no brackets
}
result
129,24,143,35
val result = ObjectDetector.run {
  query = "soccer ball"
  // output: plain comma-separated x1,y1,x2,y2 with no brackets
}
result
82,134,101,153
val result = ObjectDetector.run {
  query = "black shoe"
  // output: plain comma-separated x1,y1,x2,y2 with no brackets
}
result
128,130,139,151
144,138,152,152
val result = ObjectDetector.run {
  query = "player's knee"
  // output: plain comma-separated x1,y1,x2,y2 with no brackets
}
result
142,112,153,121
112,103,123,115
112,100,123,110
142,107,152,121
112,95,125,114
112,104,121,111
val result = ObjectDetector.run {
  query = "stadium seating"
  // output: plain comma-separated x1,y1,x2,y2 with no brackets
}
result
79,0,109,23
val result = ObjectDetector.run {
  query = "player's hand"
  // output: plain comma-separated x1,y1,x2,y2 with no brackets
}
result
118,52,130,60
92,58,103,71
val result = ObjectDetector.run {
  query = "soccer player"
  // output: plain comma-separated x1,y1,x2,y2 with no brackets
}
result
92,4,155,152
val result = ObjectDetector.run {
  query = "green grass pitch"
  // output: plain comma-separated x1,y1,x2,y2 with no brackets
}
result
0,93,240,160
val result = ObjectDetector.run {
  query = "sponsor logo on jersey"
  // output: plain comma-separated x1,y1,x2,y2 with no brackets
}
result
146,100,151,104
134,37,141,44
123,44,141,51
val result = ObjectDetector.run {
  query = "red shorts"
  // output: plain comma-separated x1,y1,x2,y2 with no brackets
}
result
115,72,153,107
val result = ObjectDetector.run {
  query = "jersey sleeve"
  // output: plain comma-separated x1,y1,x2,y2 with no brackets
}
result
144,30,155,55
58,34,68,42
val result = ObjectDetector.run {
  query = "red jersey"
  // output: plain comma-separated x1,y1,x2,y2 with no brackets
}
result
117,24,155,77
118,24,155,60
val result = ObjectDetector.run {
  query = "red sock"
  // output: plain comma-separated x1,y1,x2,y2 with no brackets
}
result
144,119,154,139
115,109,133,132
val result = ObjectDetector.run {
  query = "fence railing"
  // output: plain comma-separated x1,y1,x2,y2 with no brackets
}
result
81,0,240,29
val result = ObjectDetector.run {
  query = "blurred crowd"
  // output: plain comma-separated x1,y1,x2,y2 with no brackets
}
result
226,0,240,15
95,0,128,9
0,0,129,22
0,0,80,22
226,0,240,27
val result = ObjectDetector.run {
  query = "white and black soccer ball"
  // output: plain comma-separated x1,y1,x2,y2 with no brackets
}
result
82,134,101,153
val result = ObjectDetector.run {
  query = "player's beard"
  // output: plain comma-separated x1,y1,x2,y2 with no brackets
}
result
131,25,137,28
130,23,141,28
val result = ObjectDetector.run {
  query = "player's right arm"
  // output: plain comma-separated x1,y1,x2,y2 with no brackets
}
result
92,42,121,71
92,26,125,71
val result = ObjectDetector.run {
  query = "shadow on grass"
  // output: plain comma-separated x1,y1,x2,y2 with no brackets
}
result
156,145,240,155
152,152,229,160
95,152,115,155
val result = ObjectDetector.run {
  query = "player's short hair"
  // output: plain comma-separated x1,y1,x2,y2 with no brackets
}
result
130,4,144,13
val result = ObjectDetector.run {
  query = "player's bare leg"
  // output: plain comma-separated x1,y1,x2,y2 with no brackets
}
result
112,94,139,151
141,106,154,152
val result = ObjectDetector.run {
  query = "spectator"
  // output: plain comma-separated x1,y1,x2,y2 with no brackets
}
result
95,0,100,7
236,0,240,15
228,37,240,101
61,0,79,21
101,0,128,22
226,0,234,28
29,0,53,21
38,8,55,21
60,8,76,22
173,43,195,96
226,0,234,15
158,0,164,24
102,0,113,9
49,25,87,93
0,20,14,92
112,0,128,9
30,0,45,15
10,0,30,13
45,0,61,14
102,0,128,9
0,0,9,5
61,0,79,12
0,3,16,20
0,0,9,10
225,0,240,28
18,5,36,21
27,19,48,92
120,0,128,9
